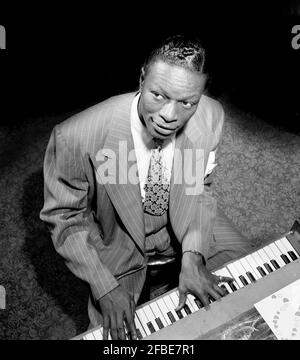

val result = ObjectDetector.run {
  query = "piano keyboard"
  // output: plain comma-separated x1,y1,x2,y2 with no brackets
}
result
72,234,300,340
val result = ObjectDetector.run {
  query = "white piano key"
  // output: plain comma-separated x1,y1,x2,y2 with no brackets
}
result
173,290,195,313
142,304,160,333
278,237,299,259
257,249,276,272
214,267,239,291
274,239,293,262
123,321,132,340
92,328,103,340
226,262,245,288
162,295,180,322
263,246,283,268
134,314,147,338
150,301,168,328
177,292,195,315
156,298,172,326
232,260,251,285
244,255,263,280
269,243,286,266
169,292,188,317
185,293,198,312
136,308,152,336
239,257,258,282
83,332,96,340
268,243,287,267
251,251,267,273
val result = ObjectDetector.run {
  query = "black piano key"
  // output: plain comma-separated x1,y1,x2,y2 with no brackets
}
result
281,254,291,264
263,263,273,273
239,275,249,286
147,322,156,334
208,295,215,303
257,266,267,277
167,311,176,324
155,317,164,330
220,284,229,295
175,310,184,319
194,299,203,309
183,304,192,315
136,328,143,339
270,259,280,269
288,251,298,261
246,271,256,283
228,282,238,291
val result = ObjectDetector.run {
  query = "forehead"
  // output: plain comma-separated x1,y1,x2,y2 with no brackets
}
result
144,60,206,98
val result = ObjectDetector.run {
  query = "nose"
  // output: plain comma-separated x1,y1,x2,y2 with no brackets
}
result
159,100,178,123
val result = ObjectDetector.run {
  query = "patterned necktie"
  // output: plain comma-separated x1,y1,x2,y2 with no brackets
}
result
144,139,170,216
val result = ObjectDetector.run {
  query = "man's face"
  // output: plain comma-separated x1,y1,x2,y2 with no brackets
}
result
138,60,207,140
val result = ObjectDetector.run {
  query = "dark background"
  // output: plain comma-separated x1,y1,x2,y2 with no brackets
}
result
1,1,299,133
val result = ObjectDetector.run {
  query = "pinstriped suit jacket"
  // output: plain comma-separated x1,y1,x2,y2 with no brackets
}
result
40,92,224,301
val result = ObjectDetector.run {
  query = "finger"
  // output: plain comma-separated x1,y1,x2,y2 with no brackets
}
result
199,293,210,309
213,274,234,284
130,297,136,319
109,315,119,340
116,313,126,340
175,291,187,312
125,310,137,340
208,288,222,302
102,315,110,340
221,275,234,283
213,283,227,297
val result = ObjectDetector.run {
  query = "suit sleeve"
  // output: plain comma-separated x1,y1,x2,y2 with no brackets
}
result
40,125,119,300
181,105,225,261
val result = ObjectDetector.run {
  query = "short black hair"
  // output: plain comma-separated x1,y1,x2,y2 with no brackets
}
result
143,34,208,75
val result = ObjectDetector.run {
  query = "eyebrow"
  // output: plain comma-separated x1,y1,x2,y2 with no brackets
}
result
153,86,200,102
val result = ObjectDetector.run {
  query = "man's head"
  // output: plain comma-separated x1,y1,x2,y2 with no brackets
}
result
138,34,208,140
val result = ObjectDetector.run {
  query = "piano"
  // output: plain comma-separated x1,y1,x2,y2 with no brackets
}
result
72,226,300,340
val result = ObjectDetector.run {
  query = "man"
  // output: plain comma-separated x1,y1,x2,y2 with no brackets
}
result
40,35,253,340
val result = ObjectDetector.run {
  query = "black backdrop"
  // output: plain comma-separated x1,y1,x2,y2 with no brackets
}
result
1,2,299,132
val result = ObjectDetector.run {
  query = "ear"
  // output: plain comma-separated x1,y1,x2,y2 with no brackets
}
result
139,66,146,91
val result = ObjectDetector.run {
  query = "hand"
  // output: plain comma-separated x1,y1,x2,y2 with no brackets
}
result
175,252,233,312
97,285,137,340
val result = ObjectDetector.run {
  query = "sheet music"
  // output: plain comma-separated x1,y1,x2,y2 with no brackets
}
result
254,278,300,340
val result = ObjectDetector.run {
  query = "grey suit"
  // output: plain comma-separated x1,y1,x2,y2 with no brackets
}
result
40,92,252,326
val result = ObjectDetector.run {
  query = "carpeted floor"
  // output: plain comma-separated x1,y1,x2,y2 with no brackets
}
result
0,97,299,340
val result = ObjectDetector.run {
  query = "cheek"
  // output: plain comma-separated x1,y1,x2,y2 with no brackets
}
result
177,109,197,126
142,95,162,114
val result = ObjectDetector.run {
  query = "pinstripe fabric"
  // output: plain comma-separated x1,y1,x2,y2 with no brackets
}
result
144,212,177,257
206,207,255,271
40,91,226,326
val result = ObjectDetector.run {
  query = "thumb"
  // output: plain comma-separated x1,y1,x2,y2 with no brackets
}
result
175,292,187,312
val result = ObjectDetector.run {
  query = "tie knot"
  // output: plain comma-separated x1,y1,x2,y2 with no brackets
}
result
153,138,163,150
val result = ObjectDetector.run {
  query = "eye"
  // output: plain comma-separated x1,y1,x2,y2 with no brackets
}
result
152,92,164,101
181,101,194,109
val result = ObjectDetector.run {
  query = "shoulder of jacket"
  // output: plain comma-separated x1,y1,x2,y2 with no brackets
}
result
54,92,136,144
197,94,224,133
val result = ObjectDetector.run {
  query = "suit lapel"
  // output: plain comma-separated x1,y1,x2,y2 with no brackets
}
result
169,109,213,240
93,94,145,253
